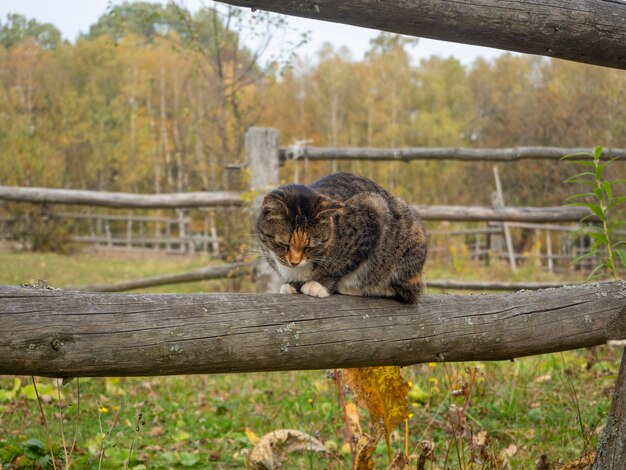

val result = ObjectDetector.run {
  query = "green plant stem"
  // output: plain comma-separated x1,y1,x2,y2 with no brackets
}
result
32,376,58,470
56,379,69,469
595,170,618,279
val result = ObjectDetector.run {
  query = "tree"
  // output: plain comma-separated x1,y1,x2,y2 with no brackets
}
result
0,13,61,49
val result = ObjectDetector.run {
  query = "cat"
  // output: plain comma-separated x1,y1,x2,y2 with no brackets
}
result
255,172,428,304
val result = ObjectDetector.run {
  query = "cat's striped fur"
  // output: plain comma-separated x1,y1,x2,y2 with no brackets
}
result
256,172,428,303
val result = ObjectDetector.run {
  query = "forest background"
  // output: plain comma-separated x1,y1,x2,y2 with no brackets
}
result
2,1,625,213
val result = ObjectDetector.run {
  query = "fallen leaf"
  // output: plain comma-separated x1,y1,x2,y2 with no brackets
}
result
472,430,488,447
149,426,164,438
533,374,552,383
247,429,328,470
560,450,595,470
504,443,518,457
245,427,260,445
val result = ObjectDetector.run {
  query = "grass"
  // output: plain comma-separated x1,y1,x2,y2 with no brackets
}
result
0,249,619,468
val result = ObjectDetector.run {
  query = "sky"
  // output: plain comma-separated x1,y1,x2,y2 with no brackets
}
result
0,0,506,66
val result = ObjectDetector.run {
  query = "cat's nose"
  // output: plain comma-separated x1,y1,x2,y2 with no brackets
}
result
290,259,301,266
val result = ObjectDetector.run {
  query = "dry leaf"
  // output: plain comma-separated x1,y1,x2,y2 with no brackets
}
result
504,443,518,457
247,429,328,470
533,373,552,383
355,433,380,470
344,366,410,463
387,449,408,469
149,425,164,438
346,401,363,437
560,450,595,470
472,430,488,447
417,440,435,470
245,427,260,445
347,400,379,470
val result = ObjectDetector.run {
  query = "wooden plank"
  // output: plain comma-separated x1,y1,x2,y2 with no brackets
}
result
416,205,593,222
0,186,244,208
221,0,626,69
0,187,595,222
71,236,219,245
279,146,626,162
429,227,502,236
57,212,185,224
426,279,566,290
0,280,624,377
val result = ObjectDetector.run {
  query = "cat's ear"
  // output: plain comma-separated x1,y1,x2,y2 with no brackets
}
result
262,194,288,215
316,197,344,218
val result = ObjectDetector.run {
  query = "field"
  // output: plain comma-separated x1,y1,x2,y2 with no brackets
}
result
0,249,619,469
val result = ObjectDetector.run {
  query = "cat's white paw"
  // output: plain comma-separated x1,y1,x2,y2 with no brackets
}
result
279,283,298,294
301,281,330,298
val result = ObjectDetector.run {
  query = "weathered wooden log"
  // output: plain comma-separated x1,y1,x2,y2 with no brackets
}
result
69,262,251,292
0,186,244,208
0,185,593,222
415,205,593,222
426,280,567,291
220,0,626,69
1,281,624,378
280,146,626,162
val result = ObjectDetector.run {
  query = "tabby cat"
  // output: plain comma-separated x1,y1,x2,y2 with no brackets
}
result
256,172,428,303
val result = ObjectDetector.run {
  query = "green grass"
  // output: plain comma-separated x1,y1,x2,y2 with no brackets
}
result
0,250,618,469
0,250,251,294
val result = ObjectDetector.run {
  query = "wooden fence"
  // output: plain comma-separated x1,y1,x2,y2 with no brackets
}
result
279,146,626,163
0,133,620,273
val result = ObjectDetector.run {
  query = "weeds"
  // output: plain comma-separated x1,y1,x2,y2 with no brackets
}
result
562,145,626,279
31,376,57,469
97,400,122,469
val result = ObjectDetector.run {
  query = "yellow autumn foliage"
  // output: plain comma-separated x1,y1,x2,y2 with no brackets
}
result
343,366,410,465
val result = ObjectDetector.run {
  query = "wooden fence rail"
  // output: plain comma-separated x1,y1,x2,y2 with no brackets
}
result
279,146,626,163
219,0,626,69
70,262,251,292
1,281,624,378
64,261,567,292
0,186,244,209
415,205,593,222
0,187,594,223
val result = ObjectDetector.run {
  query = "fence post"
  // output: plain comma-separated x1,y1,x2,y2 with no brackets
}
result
126,217,132,249
246,127,282,293
593,348,626,469
493,166,517,271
